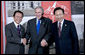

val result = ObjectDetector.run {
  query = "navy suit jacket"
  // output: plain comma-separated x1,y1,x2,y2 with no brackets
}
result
52,19,79,54
26,17,52,54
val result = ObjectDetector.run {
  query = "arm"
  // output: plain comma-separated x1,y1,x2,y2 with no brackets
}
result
25,21,31,44
44,19,52,43
41,19,52,47
70,21,79,54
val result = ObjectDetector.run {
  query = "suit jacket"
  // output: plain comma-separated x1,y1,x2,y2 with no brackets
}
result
5,22,25,54
52,19,79,54
26,17,52,54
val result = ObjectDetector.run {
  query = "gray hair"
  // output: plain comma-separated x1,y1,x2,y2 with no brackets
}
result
34,6,44,15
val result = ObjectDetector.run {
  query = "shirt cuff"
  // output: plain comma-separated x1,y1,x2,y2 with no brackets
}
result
21,38,23,43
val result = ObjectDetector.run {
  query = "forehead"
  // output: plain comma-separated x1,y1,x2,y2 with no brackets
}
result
15,12,22,15
35,8,42,11
55,10,63,14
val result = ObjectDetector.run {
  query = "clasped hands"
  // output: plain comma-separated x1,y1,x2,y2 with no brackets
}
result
21,38,48,47
41,39,48,47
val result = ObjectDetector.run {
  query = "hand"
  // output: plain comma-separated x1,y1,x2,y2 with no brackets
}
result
22,38,26,45
41,39,48,47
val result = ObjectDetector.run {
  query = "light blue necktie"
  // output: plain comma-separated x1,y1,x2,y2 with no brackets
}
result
37,20,40,35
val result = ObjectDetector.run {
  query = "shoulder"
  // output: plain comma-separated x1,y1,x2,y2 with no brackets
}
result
27,18,36,24
52,21,57,25
28,18,36,22
29,18,36,21
5,22,13,28
64,19,76,28
43,17,51,20
64,19,75,25
42,17,52,23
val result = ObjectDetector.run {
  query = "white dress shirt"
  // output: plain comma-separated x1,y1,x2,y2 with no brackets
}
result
14,21,20,28
58,19,64,31
36,18,41,25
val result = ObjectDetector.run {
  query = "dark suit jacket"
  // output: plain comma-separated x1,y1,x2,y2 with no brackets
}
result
52,19,79,54
5,22,25,54
26,17,52,54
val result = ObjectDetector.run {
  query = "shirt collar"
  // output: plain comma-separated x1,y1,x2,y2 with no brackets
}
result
58,19,64,24
14,21,20,28
36,18,41,24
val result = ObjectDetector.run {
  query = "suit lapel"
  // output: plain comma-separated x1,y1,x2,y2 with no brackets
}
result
20,25,24,38
56,22,60,37
34,18,46,39
55,22,58,32
33,18,38,36
11,22,19,36
39,19,45,33
61,20,67,37
35,18,45,41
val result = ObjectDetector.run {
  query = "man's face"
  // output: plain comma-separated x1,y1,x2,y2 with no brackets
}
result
13,12,23,24
35,8,43,19
54,10,64,21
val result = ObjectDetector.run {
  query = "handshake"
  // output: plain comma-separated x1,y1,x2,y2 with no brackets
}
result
21,38,48,47
21,38,27,45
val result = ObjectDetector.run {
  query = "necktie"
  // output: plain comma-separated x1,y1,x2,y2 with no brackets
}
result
37,20,40,35
58,22,61,37
17,25,20,35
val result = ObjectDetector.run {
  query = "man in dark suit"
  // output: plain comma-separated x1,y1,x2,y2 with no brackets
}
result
52,7,79,54
5,10,26,54
26,6,52,54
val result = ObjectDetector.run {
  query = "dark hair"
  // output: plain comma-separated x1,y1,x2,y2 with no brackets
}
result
13,10,24,17
53,7,64,15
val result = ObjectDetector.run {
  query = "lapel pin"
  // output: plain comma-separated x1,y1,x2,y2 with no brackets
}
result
65,24,67,26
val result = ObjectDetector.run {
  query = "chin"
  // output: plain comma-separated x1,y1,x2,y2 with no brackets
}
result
17,22,20,24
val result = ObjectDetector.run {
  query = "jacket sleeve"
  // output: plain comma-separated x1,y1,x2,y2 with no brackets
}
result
70,21,79,54
44,19,52,43
25,21,31,44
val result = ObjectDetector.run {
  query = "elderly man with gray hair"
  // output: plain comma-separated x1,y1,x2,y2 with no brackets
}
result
25,6,52,54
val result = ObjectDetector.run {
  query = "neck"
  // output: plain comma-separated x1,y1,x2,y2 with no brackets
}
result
37,16,43,20
59,18,63,22
37,17,40,20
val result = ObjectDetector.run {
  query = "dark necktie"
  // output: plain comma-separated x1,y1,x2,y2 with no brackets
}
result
58,22,61,37
17,25,20,35
37,20,40,35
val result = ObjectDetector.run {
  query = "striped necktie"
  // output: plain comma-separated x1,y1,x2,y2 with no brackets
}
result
58,22,61,37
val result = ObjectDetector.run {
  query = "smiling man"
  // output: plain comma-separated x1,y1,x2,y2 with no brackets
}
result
52,7,79,54
26,6,52,54
5,10,26,54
